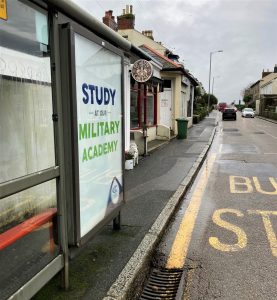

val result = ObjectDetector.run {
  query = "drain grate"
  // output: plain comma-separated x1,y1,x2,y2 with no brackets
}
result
253,131,265,134
140,268,183,300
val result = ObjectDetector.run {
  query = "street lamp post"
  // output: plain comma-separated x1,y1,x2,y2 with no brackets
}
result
208,50,223,114
212,75,220,95
212,76,215,95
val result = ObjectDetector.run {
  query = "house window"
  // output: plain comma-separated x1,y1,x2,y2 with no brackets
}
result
147,94,154,125
130,90,139,128
163,79,172,88
130,80,157,128
181,91,186,117
187,86,193,117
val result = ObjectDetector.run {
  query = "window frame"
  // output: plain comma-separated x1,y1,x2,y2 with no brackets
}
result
0,0,59,196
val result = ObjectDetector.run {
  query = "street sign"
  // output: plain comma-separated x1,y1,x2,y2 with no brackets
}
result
131,59,153,82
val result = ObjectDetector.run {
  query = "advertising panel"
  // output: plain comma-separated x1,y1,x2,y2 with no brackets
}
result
74,33,123,237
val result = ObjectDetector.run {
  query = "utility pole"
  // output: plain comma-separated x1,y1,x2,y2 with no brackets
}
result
208,50,223,115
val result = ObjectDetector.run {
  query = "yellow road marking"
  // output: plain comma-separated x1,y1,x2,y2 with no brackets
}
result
166,154,216,269
248,210,277,257
229,176,277,195
209,208,247,251
253,177,277,195
229,176,253,193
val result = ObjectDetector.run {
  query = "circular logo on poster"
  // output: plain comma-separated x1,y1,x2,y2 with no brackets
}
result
109,177,121,204
131,59,153,83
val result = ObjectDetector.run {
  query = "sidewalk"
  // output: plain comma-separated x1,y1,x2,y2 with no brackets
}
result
35,112,217,300
256,115,277,124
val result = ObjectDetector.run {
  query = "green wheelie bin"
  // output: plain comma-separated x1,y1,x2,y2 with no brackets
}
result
176,118,188,139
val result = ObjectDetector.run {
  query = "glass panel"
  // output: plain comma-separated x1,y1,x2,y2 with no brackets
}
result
0,2,57,297
147,94,154,126
35,11,48,45
187,87,192,117
74,33,123,237
0,180,58,299
130,90,138,128
163,79,171,88
0,0,49,55
0,0,55,183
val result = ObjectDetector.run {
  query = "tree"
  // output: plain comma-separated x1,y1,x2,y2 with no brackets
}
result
194,86,203,99
202,93,218,106
241,82,254,105
243,94,252,104
194,87,205,110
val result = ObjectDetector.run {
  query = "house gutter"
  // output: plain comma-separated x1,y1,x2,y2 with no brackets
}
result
163,68,199,86
162,68,199,86
130,45,157,61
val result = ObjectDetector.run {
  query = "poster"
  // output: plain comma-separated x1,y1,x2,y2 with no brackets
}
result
74,33,123,237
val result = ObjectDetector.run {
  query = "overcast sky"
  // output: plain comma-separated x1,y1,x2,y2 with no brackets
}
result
72,0,277,104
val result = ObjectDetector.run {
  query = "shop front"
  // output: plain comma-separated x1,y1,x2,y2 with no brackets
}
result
130,80,157,129
129,59,165,155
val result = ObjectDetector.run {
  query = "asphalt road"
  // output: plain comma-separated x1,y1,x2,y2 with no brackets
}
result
156,112,277,300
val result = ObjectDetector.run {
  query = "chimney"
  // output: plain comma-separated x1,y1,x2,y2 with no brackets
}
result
262,69,272,78
168,53,180,62
102,10,118,31
274,64,277,73
142,30,154,40
117,5,135,30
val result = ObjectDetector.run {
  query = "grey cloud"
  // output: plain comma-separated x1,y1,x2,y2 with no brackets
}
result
74,0,277,103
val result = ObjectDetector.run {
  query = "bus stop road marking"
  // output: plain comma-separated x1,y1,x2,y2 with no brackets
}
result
209,209,277,257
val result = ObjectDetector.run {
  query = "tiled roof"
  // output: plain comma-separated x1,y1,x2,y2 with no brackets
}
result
139,44,198,86
250,80,262,88
260,73,277,87
139,44,181,69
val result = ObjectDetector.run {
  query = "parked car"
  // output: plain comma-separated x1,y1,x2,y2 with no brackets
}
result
222,108,237,120
242,108,255,118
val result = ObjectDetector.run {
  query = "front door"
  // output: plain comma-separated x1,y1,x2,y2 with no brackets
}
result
160,88,172,129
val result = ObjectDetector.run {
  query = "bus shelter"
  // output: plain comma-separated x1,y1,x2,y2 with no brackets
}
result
0,0,148,298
